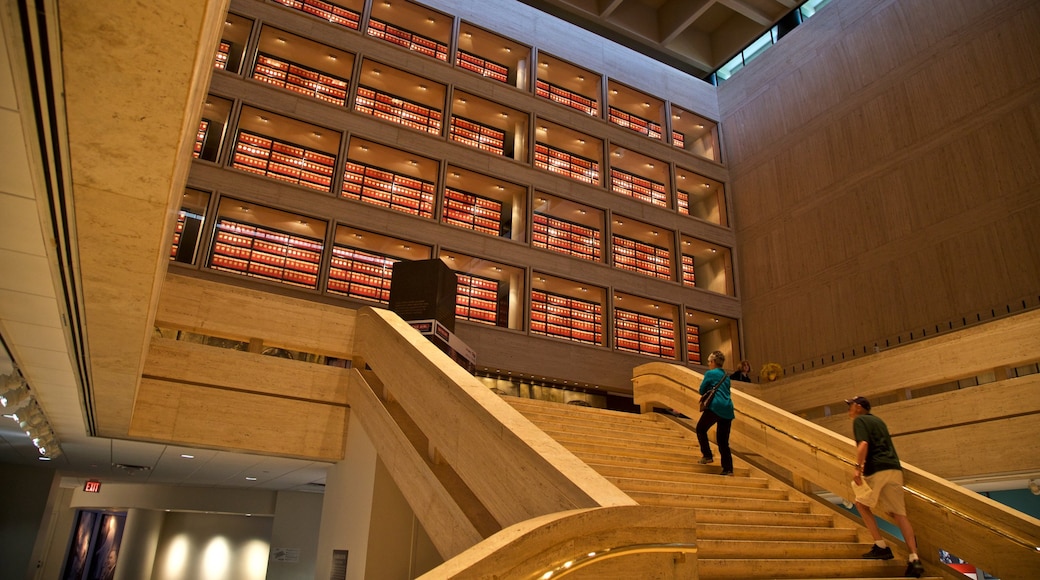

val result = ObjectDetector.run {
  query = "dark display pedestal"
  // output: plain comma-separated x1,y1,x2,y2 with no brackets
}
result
389,258,458,332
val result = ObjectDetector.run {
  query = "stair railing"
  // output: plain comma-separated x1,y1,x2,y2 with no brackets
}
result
633,361,1040,580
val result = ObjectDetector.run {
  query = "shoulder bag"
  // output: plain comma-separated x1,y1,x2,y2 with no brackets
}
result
699,373,728,412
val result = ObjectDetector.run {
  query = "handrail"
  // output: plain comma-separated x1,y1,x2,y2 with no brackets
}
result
633,361,1040,580
417,505,698,579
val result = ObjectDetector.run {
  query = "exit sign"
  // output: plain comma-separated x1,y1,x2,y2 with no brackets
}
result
83,480,101,493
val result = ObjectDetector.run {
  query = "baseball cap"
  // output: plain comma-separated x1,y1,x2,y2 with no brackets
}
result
845,396,871,411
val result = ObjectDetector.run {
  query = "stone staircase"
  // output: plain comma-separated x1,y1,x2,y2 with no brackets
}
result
507,397,937,579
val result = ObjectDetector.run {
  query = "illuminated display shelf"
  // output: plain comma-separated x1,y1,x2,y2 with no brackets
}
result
367,18,449,61
355,86,443,135
214,41,230,70
450,116,506,156
193,120,209,159
610,168,668,207
456,273,501,326
443,188,504,236
341,160,435,218
170,212,187,258
613,235,671,281
531,290,602,345
232,130,336,191
253,53,349,106
615,309,676,358
209,218,323,289
532,213,601,262
687,325,701,364
273,0,361,30
673,130,685,149
608,106,663,140
534,143,599,184
327,246,400,302
535,79,597,116
681,254,696,287
456,50,509,83
677,189,691,215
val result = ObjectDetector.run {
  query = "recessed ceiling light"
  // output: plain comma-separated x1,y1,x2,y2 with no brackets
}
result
246,476,257,481
181,454,195,459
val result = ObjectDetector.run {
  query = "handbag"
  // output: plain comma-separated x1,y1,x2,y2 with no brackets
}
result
699,373,728,412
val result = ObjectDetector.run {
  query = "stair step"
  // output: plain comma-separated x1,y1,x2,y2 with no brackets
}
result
575,450,724,472
626,491,811,513
608,476,790,500
696,558,913,579
532,422,694,447
695,508,835,527
556,439,697,462
590,462,767,486
698,523,860,543
698,539,869,559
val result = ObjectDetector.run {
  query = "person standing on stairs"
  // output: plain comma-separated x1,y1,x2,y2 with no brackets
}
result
846,395,925,578
696,351,734,476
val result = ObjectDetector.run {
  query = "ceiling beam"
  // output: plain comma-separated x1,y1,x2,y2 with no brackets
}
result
719,0,774,26
659,0,714,45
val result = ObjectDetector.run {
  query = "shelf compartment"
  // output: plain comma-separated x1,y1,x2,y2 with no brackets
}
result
615,308,676,359
355,85,442,135
450,116,506,156
327,246,400,303
531,290,603,345
610,167,668,207
534,142,600,184
455,50,509,83
681,254,696,287
367,18,449,61
341,160,435,218
253,53,349,106
535,79,597,116
232,130,336,191
608,106,663,140
456,273,502,326
532,212,601,262
612,234,672,281
209,219,323,289
273,0,361,30
443,188,504,236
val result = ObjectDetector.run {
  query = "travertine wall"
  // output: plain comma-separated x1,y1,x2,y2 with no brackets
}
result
719,0,1040,370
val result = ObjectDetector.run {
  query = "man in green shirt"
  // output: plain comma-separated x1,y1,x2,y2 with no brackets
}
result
847,396,924,578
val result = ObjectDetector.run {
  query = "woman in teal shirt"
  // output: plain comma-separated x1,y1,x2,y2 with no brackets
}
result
696,350,735,475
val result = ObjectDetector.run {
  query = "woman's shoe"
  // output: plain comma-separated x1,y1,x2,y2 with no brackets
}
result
719,470,733,476
697,457,713,464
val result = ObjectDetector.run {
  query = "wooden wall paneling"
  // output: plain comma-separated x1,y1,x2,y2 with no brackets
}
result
130,378,347,460
719,0,1040,370
156,273,357,357
144,337,350,404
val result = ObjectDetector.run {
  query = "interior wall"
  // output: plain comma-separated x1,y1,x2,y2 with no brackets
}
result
718,0,1040,369
150,512,273,580
365,459,442,579
0,463,57,580
266,491,324,580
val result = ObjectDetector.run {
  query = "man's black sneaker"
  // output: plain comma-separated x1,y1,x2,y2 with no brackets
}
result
697,457,713,464
719,470,733,476
862,545,893,560
905,559,924,578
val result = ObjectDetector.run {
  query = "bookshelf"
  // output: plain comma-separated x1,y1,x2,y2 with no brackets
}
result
253,53,349,106
535,79,597,116
687,324,701,364
443,188,504,236
610,168,668,207
534,143,599,184
193,120,209,159
532,213,601,262
456,50,509,83
681,254,696,287
456,273,501,326
612,235,671,281
367,18,449,61
214,41,230,70
273,0,361,30
608,106,663,139
355,85,443,135
232,130,336,191
615,308,676,359
209,218,323,289
530,290,602,345
672,130,685,149
327,246,399,302
676,189,691,215
170,210,204,263
341,160,435,218
450,116,506,156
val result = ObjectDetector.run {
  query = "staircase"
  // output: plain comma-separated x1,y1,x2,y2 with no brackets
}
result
507,397,935,579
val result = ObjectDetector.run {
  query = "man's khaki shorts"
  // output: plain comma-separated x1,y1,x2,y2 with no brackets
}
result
859,468,907,516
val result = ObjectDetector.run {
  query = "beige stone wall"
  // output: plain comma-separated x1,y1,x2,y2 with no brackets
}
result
719,0,1040,370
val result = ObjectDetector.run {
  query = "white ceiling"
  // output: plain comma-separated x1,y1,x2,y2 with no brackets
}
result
0,2,328,495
